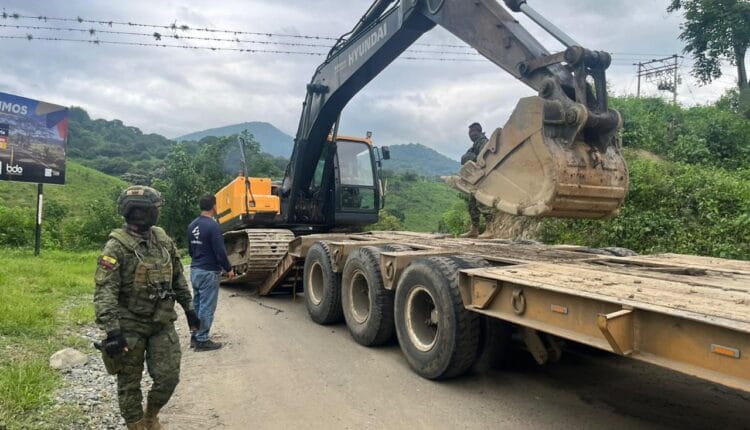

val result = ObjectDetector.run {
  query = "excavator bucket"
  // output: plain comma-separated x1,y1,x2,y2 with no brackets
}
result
454,96,628,219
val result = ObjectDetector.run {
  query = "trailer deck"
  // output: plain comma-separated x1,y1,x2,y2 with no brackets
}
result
253,231,750,392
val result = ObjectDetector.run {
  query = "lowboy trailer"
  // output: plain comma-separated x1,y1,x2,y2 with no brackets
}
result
228,231,750,393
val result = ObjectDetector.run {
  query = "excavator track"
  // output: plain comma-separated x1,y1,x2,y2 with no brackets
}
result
222,229,295,286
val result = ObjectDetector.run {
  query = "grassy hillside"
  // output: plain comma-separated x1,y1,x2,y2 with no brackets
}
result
383,143,460,176
0,161,125,211
382,173,462,232
0,161,125,249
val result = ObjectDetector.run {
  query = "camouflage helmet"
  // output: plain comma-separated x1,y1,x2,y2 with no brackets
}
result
117,186,164,217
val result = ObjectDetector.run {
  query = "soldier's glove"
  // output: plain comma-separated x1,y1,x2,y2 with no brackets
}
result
185,310,201,331
103,330,128,356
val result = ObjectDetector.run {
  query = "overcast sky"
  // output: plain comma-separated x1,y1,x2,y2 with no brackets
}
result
0,0,745,160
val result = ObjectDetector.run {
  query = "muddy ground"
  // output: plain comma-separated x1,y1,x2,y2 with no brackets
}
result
160,288,749,430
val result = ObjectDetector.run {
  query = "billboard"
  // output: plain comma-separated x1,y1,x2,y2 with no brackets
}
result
0,92,68,185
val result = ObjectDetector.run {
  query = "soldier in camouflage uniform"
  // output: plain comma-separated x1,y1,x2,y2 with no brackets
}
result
460,122,490,238
94,186,200,430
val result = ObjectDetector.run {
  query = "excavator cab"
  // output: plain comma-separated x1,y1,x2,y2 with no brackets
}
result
308,135,382,228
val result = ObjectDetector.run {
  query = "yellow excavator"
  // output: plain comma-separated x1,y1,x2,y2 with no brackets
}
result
214,0,629,285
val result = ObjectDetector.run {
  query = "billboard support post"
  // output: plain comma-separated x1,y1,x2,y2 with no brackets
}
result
34,183,43,256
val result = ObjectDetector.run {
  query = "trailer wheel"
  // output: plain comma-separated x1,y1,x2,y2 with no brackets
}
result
394,256,482,379
476,317,513,370
341,246,394,346
303,242,343,324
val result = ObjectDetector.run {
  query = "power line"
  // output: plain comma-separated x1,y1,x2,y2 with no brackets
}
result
0,32,668,67
635,55,682,102
0,34,485,62
0,34,325,55
2,12,473,49
0,23,672,64
0,12,681,58
0,23,481,56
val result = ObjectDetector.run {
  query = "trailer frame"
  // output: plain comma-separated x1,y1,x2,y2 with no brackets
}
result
250,231,750,392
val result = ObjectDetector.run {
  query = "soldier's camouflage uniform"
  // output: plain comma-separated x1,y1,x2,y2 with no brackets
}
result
461,133,489,228
94,225,193,424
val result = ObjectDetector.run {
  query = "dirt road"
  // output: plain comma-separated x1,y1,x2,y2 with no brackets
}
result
162,288,749,430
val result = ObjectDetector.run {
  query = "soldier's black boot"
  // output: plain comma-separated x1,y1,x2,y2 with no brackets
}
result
144,404,163,430
194,339,223,351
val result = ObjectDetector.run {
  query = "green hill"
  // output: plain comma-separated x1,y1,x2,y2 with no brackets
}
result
68,107,173,181
176,121,294,158
0,161,125,211
383,143,459,176
382,173,462,232
0,161,126,249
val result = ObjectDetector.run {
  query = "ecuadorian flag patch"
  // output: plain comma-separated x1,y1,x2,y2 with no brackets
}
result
98,255,118,270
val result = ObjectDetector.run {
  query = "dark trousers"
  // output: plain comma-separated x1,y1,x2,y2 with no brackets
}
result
468,195,480,228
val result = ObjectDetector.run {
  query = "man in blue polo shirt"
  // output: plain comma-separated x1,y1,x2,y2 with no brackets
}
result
187,194,235,351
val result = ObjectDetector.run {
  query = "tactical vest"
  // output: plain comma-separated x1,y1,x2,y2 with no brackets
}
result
110,227,177,324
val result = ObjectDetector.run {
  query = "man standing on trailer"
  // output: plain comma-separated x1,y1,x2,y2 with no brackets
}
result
187,194,235,351
460,122,490,238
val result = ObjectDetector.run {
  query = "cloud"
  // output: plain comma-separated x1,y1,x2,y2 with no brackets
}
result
0,0,742,161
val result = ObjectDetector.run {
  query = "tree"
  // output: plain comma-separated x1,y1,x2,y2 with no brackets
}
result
154,144,204,245
668,0,750,90
366,210,404,231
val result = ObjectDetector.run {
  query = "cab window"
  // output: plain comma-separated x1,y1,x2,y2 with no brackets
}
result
336,141,374,186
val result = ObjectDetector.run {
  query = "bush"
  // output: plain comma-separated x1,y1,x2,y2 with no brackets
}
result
612,95,750,169
0,206,34,247
539,155,750,259
366,210,404,231
61,197,121,250
438,200,471,237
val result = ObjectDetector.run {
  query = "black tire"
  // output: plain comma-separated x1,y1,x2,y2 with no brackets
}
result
303,242,343,324
476,317,513,371
394,256,484,379
341,246,394,346
448,257,513,371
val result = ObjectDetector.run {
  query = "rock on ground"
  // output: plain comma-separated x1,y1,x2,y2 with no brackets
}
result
49,348,88,370
52,326,159,429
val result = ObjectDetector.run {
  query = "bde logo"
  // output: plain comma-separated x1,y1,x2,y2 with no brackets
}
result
5,162,23,175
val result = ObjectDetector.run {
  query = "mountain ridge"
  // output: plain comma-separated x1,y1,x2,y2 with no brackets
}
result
177,122,460,176
175,121,294,158
383,143,459,176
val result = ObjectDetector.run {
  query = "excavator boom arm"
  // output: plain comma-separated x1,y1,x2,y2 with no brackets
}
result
285,0,626,223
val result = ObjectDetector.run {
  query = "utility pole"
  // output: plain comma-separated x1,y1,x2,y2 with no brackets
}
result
673,54,679,104
636,62,642,97
634,54,682,102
